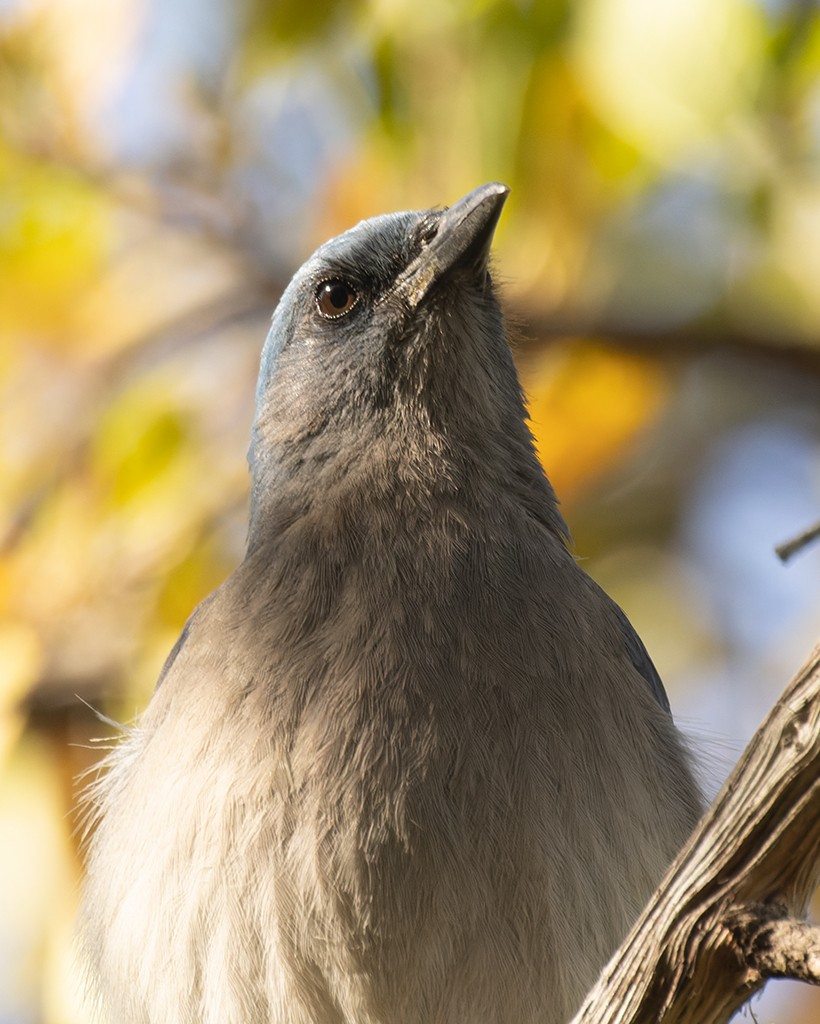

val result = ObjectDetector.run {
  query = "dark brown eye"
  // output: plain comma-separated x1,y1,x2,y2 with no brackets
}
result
316,280,359,319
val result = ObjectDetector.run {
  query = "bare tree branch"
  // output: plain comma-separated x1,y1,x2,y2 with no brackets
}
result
571,643,820,1024
732,910,820,986
15,144,820,375
518,309,820,374
776,520,820,563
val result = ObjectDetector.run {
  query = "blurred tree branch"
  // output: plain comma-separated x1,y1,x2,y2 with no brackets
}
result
130,278,820,372
12,145,820,374
776,521,820,563
571,642,820,1024
520,309,820,373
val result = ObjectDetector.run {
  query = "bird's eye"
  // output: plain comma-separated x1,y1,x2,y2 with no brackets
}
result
316,280,359,320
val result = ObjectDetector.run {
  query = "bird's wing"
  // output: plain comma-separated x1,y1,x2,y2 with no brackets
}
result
609,601,671,714
155,591,218,690
155,621,192,690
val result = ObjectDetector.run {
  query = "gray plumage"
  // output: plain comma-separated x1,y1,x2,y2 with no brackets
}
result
80,183,702,1024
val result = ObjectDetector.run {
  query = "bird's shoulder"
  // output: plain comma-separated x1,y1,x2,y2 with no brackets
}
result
569,564,671,713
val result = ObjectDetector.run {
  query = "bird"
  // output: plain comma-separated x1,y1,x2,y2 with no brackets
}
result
79,182,703,1024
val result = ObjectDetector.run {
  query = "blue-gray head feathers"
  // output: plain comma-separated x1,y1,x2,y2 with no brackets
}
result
248,183,566,545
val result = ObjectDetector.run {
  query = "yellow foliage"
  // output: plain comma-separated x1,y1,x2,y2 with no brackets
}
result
522,340,668,502
575,0,767,162
92,382,188,509
0,145,109,345
0,734,81,1022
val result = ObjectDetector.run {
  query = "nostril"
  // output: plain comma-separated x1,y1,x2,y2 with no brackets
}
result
420,220,439,246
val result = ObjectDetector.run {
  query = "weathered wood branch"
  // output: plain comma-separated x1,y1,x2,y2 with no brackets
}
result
733,912,820,985
571,642,820,1024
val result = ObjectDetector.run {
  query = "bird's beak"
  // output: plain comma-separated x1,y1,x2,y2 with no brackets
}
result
397,182,510,308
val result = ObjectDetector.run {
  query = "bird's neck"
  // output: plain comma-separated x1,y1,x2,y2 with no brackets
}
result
246,415,568,557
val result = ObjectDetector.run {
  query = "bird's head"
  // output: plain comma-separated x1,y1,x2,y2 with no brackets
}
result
249,183,565,541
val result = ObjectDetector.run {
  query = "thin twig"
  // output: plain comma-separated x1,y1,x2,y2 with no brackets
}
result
776,520,820,562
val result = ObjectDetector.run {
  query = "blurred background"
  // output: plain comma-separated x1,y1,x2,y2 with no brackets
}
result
1,0,819,1020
